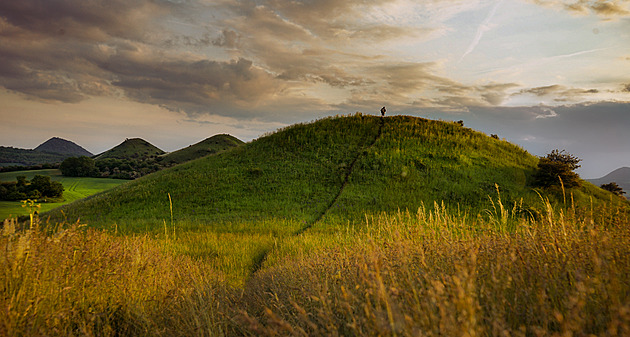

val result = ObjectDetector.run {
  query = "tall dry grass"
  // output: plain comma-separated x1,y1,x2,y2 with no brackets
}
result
241,200,630,336
2,195,629,336
0,218,228,336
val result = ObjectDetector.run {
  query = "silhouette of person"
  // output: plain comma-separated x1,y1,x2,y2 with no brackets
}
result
380,106,386,117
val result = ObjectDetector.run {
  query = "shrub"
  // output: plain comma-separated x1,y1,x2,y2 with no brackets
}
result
601,182,626,196
533,149,581,188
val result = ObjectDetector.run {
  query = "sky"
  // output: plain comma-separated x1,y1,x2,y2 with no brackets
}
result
0,0,629,179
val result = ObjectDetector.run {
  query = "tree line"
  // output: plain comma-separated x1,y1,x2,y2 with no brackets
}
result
0,175,64,201
60,156,163,179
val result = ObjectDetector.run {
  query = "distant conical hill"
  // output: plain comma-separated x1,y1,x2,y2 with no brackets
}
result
0,137,92,167
161,134,243,165
95,138,165,161
34,137,93,156
49,114,617,232
588,167,630,199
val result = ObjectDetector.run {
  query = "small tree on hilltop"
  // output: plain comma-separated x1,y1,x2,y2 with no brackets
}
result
600,182,626,196
533,149,582,189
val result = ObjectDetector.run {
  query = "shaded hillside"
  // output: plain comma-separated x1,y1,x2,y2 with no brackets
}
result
94,138,165,161
49,114,619,232
34,137,93,156
588,167,630,199
160,134,243,166
0,147,67,167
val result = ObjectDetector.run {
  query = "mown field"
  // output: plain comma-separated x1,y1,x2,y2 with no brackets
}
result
0,169,128,220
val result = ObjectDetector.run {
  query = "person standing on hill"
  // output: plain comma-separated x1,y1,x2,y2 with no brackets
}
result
380,106,386,117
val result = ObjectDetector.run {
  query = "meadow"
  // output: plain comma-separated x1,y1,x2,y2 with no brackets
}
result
0,169,127,220
2,193,629,336
2,114,629,336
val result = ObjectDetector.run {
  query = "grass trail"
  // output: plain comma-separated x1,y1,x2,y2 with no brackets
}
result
251,117,386,275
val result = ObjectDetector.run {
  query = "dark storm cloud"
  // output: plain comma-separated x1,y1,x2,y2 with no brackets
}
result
0,0,289,112
108,55,283,111
0,0,168,41
0,0,172,103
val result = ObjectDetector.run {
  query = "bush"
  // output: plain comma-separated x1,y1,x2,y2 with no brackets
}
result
533,149,581,188
601,182,626,196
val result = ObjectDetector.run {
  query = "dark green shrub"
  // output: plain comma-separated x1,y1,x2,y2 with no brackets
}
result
601,182,626,196
533,149,581,188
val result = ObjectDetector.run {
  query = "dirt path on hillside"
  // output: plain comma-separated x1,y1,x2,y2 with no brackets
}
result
250,117,385,275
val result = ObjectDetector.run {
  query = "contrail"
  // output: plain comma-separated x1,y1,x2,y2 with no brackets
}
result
459,0,504,62
546,47,610,60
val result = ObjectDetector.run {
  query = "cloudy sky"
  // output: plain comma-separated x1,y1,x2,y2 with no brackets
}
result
1,0,629,178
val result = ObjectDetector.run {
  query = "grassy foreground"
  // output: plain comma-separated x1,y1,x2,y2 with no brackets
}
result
2,195,629,336
0,169,127,220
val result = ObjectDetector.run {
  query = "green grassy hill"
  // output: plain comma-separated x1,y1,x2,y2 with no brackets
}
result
50,114,618,233
94,138,165,161
160,134,243,166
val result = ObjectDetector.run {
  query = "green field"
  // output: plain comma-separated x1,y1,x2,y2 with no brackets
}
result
0,169,128,220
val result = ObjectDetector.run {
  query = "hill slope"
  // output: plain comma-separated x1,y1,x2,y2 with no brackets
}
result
49,114,619,233
588,167,630,199
94,138,165,161
160,134,243,165
34,137,93,156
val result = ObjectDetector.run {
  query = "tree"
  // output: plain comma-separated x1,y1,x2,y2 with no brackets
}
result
600,182,626,196
0,175,63,201
60,156,97,177
30,175,64,198
533,149,582,188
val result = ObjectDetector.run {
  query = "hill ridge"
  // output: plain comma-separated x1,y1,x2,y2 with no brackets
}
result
94,138,165,161
34,137,93,156
160,134,243,165
587,167,630,199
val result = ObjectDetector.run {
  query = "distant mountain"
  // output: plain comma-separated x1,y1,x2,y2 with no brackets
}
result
160,134,243,165
35,137,93,156
0,137,93,168
95,138,165,161
588,167,630,199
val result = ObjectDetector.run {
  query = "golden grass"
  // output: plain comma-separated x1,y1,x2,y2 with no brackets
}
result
0,219,227,336
1,196,629,336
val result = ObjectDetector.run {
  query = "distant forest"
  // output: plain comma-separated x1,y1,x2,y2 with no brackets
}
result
0,147,69,168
